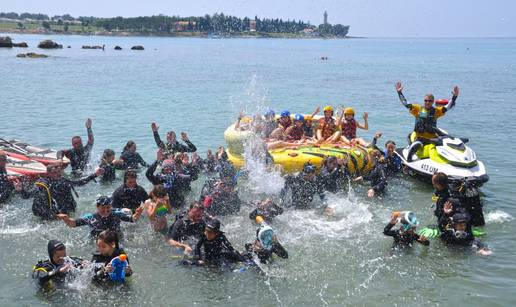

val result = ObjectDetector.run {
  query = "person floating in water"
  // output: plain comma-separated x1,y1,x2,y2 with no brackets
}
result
32,240,84,287
193,218,243,266
57,118,94,174
439,211,492,256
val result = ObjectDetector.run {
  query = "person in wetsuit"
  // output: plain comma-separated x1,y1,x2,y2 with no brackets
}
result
194,218,243,266
440,212,491,256
395,82,460,161
354,150,387,198
242,215,288,264
98,149,125,182
57,196,143,238
248,198,284,224
32,240,83,287
371,133,402,176
92,230,132,284
280,163,325,209
383,211,429,249
432,172,451,220
146,157,191,209
167,204,206,255
32,163,103,220
57,118,94,174
111,170,149,214
0,153,24,204
151,122,197,157
318,156,349,193
119,140,148,169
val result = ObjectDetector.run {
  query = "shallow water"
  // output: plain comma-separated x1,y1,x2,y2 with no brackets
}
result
1,34,516,306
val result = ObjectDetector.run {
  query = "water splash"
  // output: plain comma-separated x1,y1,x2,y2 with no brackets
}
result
485,210,513,223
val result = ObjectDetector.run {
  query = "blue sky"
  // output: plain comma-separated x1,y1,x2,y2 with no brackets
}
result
2,0,515,37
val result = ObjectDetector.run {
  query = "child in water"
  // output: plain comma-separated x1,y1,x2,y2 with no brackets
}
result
98,149,124,182
383,211,429,249
92,230,132,283
144,185,172,234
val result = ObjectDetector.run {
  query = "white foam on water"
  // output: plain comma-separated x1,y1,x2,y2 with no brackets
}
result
485,210,513,223
0,224,41,235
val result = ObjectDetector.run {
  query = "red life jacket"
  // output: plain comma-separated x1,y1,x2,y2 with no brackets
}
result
341,118,357,139
318,117,337,140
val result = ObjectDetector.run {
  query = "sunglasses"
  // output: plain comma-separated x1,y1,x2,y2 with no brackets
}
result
424,99,434,102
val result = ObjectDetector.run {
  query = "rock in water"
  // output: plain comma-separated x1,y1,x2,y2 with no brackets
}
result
38,40,63,49
114,46,122,50
16,53,26,58
17,52,49,58
131,45,144,50
0,36,13,48
13,42,28,48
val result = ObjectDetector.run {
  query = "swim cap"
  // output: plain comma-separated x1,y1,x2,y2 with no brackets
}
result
206,218,221,232
280,110,290,117
294,114,305,122
452,212,471,224
303,163,316,174
323,106,333,112
203,195,214,208
344,108,355,116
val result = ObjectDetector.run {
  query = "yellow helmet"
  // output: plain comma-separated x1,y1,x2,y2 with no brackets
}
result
344,107,355,116
304,115,313,121
323,106,334,112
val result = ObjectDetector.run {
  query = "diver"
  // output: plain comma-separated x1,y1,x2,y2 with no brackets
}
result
318,156,349,193
200,175,241,216
146,155,191,209
0,153,24,204
91,230,132,284
371,133,402,176
119,140,149,169
280,163,325,210
242,215,288,264
111,170,149,213
448,178,485,227
151,122,197,157
167,204,206,255
316,106,341,144
32,163,104,220
383,211,429,249
338,107,369,147
249,197,284,224
395,81,460,161
285,114,306,141
439,211,492,256
432,172,452,220
33,240,84,287
353,150,387,198
193,218,243,266
57,118,94,174
98,149,125,182
57,196,143,238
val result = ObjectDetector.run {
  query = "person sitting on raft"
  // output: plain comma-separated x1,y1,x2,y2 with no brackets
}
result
92,230,133,284
33,240,84,287
0,153,24,204
371,133,402,176
280,163,326,210
193,218,243,266
319,156,349,194
144,185,172,234
151,122,197,157
285,114,306,141
262,110,277,138
57,196,143,238
384,211,429,249
353,150,387,198
248,197,284,224
316,106,341,144
111,170,149,214
395,81,460,161
243,215,288,264
98,149,125,182
167,203,206,255
440,211,491,256
119,140,149,169
338,107,369,147
277,110,292,130
57,118,94,174
32,163,104,220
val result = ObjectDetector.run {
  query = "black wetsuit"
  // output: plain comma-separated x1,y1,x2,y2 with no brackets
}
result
33,257,83,286
249,203,284,223
91,247,131,283
363,163,387,194
167,216,206,242
280,174,325,209
176,163,200,196
98,161,125,182
0,168,14,204
440,228,486,250
120,151,148,169
195,232,242,265
200,179,241,216
146,160,191,209
383,223,429,248
32,174,98,220
319,164,349,193
111,184,149,213
59,128,94,173
74,210,134,237
153,131,197,155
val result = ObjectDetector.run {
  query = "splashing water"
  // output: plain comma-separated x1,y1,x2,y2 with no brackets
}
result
485,210,513,223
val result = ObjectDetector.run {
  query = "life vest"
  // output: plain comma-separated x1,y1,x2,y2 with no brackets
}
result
286,126,304,141
341,118,357,139
414,107,437,134
318,117,337,140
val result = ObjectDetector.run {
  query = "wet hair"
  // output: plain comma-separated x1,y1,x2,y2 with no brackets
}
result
72,136,81,142
149,184,167,199
124,170,137,183
102,149,115,160
123,140,136,152
433,172,448,186
97,230,119,249
424,94,435,101
385,140,396,147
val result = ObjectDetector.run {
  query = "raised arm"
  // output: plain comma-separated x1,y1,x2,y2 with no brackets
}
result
179,132,197,152
85,118,94,146
445,86,460,112
151,122,165,149
395,82,411,109
310,106,321,118
359,112,369,130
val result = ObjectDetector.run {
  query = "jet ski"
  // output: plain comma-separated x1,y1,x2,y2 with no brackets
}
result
395,130,488,187
0,138,69,166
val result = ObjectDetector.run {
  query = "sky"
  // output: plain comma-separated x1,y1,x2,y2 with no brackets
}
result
1,0,516,37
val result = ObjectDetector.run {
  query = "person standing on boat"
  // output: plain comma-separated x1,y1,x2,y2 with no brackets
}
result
57,118,94,174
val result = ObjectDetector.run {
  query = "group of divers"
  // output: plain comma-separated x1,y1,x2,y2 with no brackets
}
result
0,82,492,290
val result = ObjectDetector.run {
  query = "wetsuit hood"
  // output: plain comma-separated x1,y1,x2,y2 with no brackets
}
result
47,240,65,265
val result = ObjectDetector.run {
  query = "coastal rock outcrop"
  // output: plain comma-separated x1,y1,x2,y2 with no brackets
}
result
131,45,144,50
114,46,122,50
38,40,63,49
17,52,49,58
82,45,104,50
0,36,13,48
13,42,28,47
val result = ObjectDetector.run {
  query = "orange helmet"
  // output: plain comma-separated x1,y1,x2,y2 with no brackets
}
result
344,107,355,116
